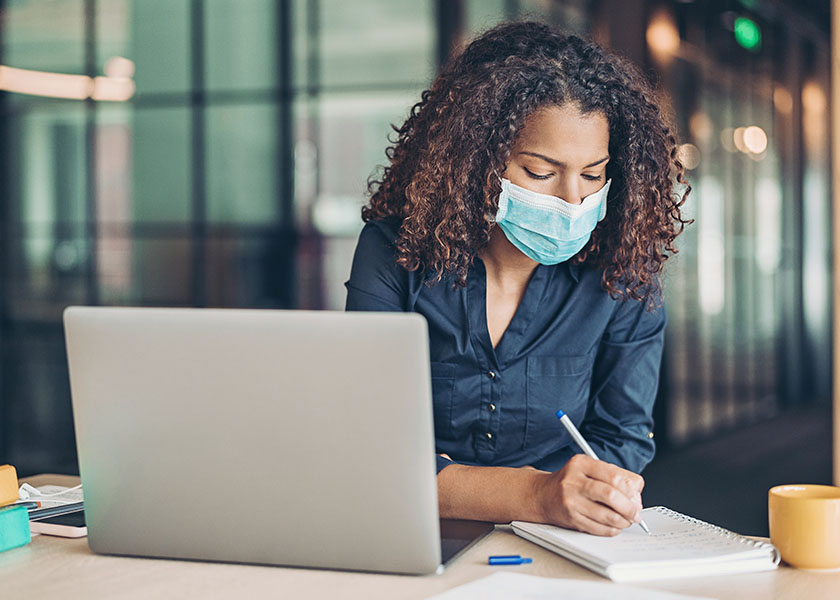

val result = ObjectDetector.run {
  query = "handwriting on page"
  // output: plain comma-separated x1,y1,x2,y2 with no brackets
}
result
609,528,737,557
540,509,756,563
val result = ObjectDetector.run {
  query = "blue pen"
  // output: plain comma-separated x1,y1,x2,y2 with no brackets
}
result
488,555,533,565
556,409,652,535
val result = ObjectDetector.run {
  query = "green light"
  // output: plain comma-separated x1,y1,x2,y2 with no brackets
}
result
734,17,762,52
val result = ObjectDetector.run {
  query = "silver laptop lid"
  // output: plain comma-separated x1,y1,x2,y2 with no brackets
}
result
64,307,442,575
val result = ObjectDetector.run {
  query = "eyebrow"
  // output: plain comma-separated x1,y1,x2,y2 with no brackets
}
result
519,151,610,169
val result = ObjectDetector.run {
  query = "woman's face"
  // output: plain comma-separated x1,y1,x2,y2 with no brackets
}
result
502,104,610,205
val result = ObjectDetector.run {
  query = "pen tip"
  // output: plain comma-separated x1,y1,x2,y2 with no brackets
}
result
555,410,565,418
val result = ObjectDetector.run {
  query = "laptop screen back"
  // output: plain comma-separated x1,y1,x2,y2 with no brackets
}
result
64,307,443,574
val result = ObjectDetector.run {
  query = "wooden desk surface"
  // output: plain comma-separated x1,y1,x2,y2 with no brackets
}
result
4,474,840,600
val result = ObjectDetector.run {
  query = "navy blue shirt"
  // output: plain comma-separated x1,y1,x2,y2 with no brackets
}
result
345,220,664,475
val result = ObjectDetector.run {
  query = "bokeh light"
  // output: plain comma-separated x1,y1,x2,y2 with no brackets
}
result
689,112,714,145
720,127,737,152
104,56,135,79
773,86,793,115
646,10,680,58
733,127,748,153
802,81,827,114
677,143,701,170
743,126,768,154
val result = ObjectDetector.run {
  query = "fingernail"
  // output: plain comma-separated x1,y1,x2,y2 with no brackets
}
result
634,512,642,523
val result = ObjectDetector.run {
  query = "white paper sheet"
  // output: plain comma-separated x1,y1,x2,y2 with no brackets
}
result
425,572,714,600
16,484,84,509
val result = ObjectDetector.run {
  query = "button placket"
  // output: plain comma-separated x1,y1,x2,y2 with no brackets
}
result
488,370,497,414
485,370,497,444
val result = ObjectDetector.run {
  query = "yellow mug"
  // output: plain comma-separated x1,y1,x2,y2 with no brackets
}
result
768,484,840,569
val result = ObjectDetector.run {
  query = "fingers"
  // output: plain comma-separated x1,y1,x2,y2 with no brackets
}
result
540,455,646,535
567,508,624,537
578,455,645,498
582,478,641,527
571,456,644,524
540,474,634,535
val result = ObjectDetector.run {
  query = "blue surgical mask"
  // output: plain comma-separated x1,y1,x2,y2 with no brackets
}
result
494,178,611,265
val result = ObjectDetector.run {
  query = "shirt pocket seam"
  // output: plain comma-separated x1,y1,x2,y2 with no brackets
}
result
523,354,593,449
526,354,590,377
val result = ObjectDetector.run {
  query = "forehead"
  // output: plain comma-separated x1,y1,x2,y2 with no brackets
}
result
514,104,610,162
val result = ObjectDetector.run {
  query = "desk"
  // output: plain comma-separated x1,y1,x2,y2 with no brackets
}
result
4,475,839,600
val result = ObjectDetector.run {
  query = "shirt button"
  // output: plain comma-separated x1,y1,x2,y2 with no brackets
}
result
647,432,655,439
488,403,496,412
488,371,496,379
485,432,493,440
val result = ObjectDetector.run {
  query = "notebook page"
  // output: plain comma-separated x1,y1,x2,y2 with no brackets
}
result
514,507,771,567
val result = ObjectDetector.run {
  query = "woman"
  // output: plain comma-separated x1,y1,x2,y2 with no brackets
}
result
345,22,690,536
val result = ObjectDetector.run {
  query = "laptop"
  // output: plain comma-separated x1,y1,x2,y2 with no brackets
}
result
63,307,493,575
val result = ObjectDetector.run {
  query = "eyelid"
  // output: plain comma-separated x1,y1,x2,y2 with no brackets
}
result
523,166,552,180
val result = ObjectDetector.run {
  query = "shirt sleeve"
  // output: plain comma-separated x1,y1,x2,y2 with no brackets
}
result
436,455,454,473
534,297,665,474
345,221,457,475
345,221,407,312
582,296,665,473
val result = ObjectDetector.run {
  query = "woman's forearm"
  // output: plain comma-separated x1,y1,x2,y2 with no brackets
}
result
436,456,645,535
436,463,548,524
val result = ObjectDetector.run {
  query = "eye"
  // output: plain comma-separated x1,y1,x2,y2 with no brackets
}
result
524,167,552,180
582,173,603,182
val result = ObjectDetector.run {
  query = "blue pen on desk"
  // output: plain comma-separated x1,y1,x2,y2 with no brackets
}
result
556,409,652,535
488,555,532,565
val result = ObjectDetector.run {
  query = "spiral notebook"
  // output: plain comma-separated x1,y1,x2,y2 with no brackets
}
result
511,507,780,582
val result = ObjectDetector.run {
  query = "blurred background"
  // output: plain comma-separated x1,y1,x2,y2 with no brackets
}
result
0,0,833,535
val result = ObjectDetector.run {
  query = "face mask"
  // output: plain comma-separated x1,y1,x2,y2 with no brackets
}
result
494,178,611,265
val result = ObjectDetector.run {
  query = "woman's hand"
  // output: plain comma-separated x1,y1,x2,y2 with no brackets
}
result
532,454,644,536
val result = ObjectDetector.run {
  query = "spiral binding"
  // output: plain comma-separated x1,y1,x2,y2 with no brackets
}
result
653,506,781,563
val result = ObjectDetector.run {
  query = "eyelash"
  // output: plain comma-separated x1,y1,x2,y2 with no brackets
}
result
523,168,603,182
524,168,551,180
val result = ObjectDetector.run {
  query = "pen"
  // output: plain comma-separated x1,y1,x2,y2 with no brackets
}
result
488,555,533,565
556,409,652,535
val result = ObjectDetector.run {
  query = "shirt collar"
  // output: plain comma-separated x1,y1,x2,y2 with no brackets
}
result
473,255,580,282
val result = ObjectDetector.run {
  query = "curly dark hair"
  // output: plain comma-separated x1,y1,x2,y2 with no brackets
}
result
362,21,691,303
